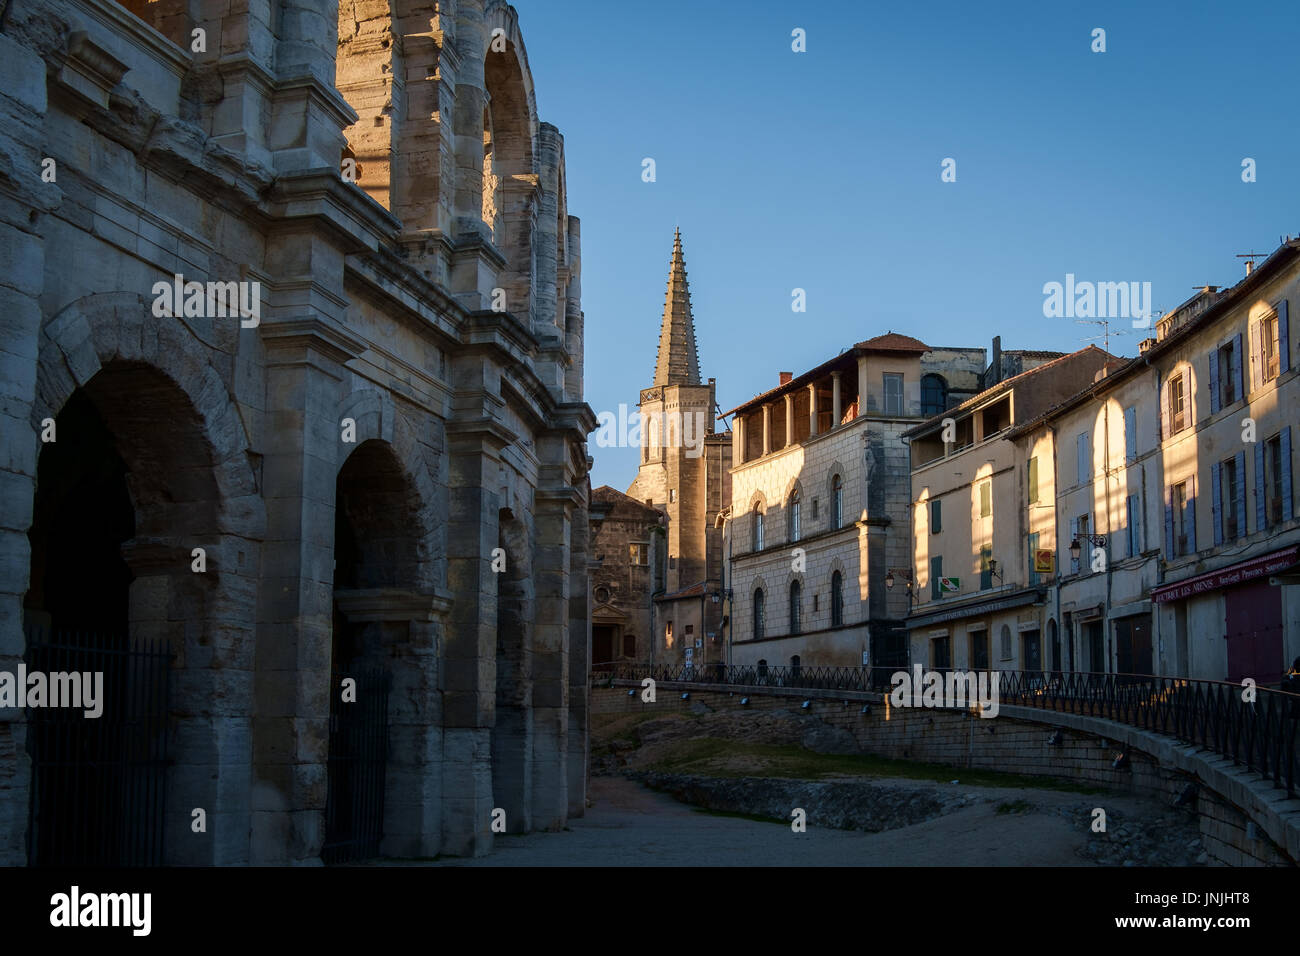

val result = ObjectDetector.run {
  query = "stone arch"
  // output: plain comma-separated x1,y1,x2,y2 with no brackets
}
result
326,387,446,859
482,0,539,320
28,292,263,865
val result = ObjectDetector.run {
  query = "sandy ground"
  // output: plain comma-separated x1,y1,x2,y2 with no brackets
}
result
420,776,1142,867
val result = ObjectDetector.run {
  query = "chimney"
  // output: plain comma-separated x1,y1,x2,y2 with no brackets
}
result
779,372,793,385
990,336,1002,386
1245,260,1254,276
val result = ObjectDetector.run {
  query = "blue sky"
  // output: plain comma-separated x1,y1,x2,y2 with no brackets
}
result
518,0,1300,493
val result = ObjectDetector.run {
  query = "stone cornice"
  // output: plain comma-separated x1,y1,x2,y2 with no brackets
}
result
259,316,367,365
333,587,454,622
262,169,402,253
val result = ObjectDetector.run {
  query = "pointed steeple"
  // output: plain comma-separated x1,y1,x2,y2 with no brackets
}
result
652,228,702,387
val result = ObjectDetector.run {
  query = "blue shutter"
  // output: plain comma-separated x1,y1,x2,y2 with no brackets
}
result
1235,451,1247,539
1182,367,1193,428
1211,462,1223,546
1164,488,1174,558
1282,426,1294,522
1078,432,1091,484
1158,380,1168,441
1208,349,1221,415
1186,475,1197,552
1232,333,1244,401
1255,441,1267,531
1250,322,1262,393
1124,406,1137,462
1280,300,1291,375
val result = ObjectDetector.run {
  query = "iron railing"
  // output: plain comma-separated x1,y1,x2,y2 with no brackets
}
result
594,662,894,692
322,667,392,864
594,663,1300,799
24,627,172,867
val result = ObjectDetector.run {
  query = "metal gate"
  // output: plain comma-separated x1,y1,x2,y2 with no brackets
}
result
321,667,391,864
25,627,172,866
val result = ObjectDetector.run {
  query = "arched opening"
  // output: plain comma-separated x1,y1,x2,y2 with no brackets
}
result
831,570,844,627
789,580,802,635
24,362,226,866
324,439,424,863
921,374,948,416
492,508,533,834
753,588,765,640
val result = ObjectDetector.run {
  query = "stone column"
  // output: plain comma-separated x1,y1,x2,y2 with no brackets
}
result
532,485,576,830
832,371,842,426
761,404,771,456
442,415,510,856
784,393,794,447
857,356,870,415
251,232,361,864
0,29,57,866
734,415,745,464
808,383,818,437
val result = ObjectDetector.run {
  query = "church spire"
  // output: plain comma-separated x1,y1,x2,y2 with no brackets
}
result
652,228,702,387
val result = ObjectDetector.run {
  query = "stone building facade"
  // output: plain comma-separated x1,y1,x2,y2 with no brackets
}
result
0,0,594,865
905,347,1113,670
721,334,985,671
588,486,662,669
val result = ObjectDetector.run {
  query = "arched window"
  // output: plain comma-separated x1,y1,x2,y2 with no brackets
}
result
921,374,948,416
753,507,765,551
790,654,802,678
789,488,801,542
831,474,844,529
753,588,765,640
789,580,802,634
831,570,843,626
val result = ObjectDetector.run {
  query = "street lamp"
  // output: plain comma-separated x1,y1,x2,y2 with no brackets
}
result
1070,535,1107,564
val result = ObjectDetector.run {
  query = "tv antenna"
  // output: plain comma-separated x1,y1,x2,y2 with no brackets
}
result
1236,251,1268,275
1075,317,1131,354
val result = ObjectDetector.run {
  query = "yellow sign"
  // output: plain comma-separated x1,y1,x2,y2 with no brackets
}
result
1034,550,1055,573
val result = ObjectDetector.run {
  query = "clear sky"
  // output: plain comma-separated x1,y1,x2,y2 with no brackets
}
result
517,0,1300,493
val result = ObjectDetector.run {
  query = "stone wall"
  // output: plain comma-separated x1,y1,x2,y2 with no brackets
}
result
592,682,1297,866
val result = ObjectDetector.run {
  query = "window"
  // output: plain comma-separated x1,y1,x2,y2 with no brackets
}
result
831,570,843,626
1217,341,1237,407
931,636,951,670
979,481,991,517
812,593,819,612
789,580,802,634
753,508,765,551
753,589,765,640
930,555,943,599
999,624,1012,660
1077,432,1091,484
789,489,801,542
669,489,676,503
1169,373,1187,433
832,475,843,529
1261,311,1280,384
811,498,819,520
979,546,993,591
1218,456,1240,541
883,373,903,416
970,630,989,669
920,374,947,416
1124,406,1137,463
1027,456,1039,504
1173,481,1192,555
629,543,648,566
930,498,942,533
1125,494,1140,557
1027,531,1040,586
